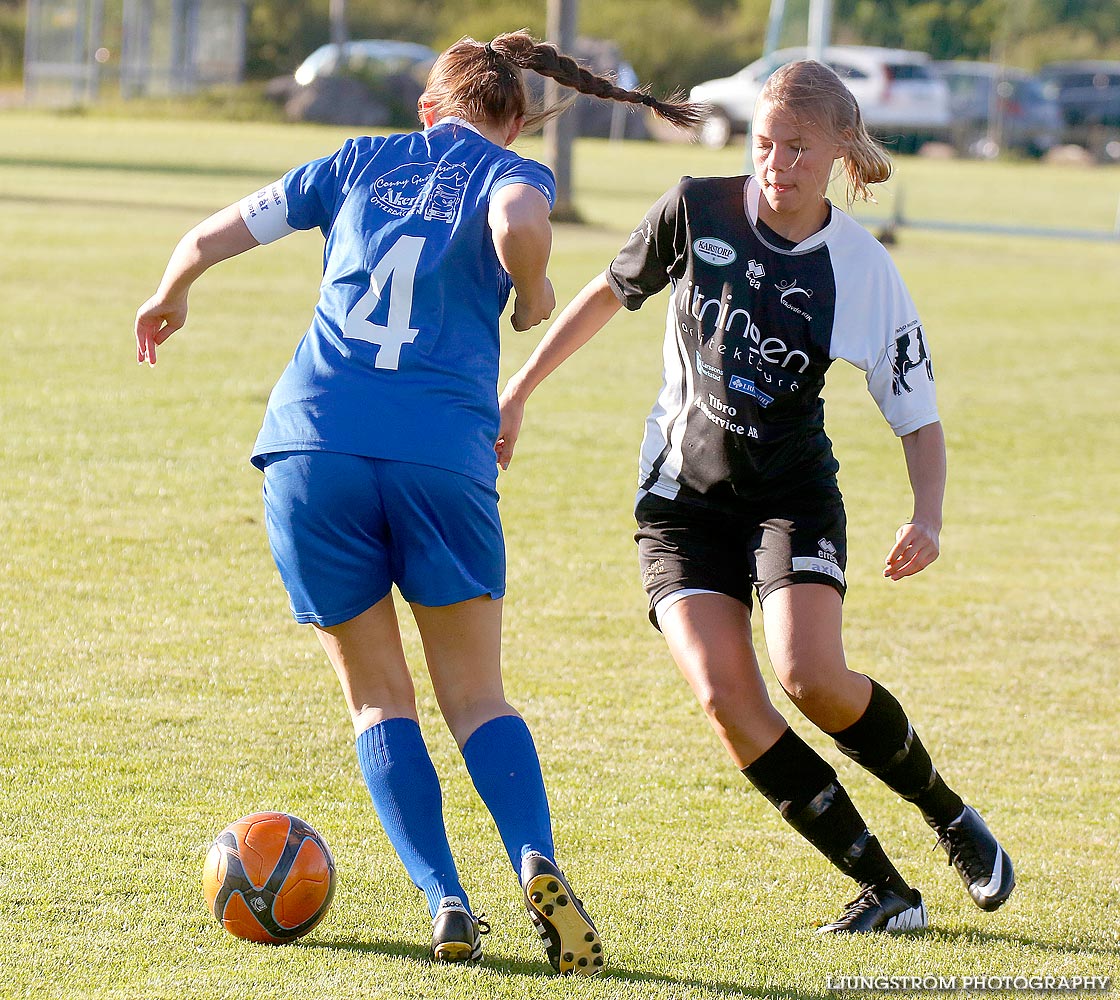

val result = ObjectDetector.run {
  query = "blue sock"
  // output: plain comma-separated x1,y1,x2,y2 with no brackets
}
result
355,717,468,917
462,715,555,873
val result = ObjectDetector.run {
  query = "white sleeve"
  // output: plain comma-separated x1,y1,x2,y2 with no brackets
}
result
239,180,297,245
830,234,939,437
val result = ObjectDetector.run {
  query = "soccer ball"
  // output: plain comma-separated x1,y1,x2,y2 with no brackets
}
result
202,811,336,944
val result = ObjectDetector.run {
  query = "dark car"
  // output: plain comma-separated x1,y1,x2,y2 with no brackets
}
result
1038,60,1120,162
278,39,437,127
933,61,1062,158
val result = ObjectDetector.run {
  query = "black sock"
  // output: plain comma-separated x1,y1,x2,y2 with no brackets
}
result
829,678,964,829
742,727,913,897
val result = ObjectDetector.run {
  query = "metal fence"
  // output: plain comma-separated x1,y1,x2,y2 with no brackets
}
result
24,0,247,105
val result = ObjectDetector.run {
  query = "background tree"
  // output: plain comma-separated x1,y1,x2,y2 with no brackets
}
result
5,0,1120,89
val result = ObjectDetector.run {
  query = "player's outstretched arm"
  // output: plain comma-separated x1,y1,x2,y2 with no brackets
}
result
135,204,260,366
489,184,555,332
496,271,622,470
884,420,946,580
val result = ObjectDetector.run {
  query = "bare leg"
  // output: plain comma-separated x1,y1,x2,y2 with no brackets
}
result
664,590,917,916
660,592,788,768
315,594,466,920
411,595,515,747
761,583,871,732
414,595,552,864
314,593,419,731
412,596,598,971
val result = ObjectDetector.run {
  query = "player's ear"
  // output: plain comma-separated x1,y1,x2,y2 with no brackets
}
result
503,114,526,147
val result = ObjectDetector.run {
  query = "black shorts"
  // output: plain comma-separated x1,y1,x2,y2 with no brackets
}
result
634,484,847,629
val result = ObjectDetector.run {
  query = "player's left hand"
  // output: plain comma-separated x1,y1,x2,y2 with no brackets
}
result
135,294,187,366
883,519,939,580
495,391,524,470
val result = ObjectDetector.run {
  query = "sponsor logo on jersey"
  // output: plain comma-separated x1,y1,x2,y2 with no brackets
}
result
746,259,766,288
776,279,813,320
693,237,737,266
727,374,775,407
792,556,846,585
677,280,812,375
696,394,748,435
817,537,839,564
695,352,723,382
891,326,934,396
371,161,469,220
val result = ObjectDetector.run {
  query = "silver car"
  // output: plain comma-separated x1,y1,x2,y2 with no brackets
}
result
690,45,951,151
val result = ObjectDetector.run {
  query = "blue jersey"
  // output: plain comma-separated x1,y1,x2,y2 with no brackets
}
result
239,119,555,487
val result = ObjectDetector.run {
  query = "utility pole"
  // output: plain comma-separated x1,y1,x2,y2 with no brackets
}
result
544,0,580,222
764,0,786,57
766,0,833,60
807,0,832,61
329,0,348,47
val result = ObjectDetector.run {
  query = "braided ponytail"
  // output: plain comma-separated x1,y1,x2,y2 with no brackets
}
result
420,30,707,134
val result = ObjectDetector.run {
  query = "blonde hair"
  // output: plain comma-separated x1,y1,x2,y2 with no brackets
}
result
420,30,707,133
758,59,892,205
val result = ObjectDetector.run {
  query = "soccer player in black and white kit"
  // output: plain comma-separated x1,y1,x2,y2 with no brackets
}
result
498,60,1015,933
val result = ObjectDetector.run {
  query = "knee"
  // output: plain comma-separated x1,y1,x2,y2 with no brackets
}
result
778,658,872,734
692,673,764,734
778,661,837,714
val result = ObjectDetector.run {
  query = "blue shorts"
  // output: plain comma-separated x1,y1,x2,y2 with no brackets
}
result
261,451,505,626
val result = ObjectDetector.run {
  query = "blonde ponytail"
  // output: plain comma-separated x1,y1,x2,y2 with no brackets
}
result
759,60,892,205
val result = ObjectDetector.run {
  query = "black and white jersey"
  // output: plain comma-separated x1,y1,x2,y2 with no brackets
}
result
607,175,938,506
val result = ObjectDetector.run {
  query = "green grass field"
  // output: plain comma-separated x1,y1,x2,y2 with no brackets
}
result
1,113,1118,999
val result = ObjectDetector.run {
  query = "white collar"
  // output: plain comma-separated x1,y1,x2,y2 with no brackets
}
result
427,116,484,136
745,176,837,253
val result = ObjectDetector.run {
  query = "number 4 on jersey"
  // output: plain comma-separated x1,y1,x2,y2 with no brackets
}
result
343,235,424,369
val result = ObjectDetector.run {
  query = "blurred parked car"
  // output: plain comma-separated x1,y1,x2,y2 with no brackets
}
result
292,39,436,88
276,39,437,127
1038,61,1120,162
689,45,950,151
932,61,1062,158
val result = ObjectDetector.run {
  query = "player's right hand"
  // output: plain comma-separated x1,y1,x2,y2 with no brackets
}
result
135,294,187,366
510,278,555,332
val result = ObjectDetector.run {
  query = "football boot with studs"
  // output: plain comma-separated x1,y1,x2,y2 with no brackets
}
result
430,896,489,964
520,851,603,975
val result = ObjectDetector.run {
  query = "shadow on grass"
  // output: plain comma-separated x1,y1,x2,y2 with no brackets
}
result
0,155,273,179
917,925,1120,960
0,190,222,215
0,155,276,214
302,934,832,998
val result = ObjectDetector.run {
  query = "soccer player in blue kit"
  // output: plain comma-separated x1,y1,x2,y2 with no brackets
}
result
134,32,703,973
498,60,1015,935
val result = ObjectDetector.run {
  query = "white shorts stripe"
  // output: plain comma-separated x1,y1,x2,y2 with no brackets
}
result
791,556,846,586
